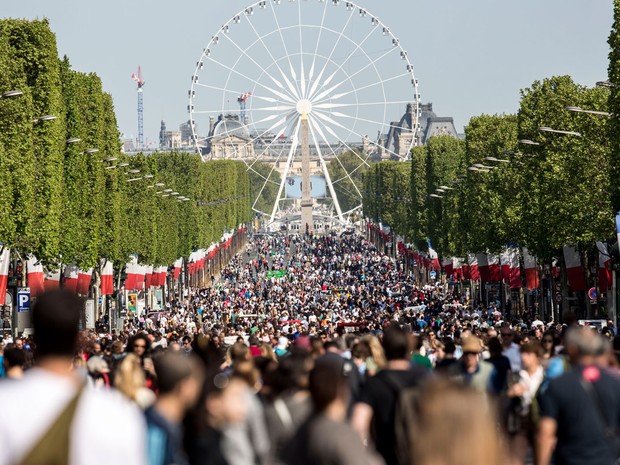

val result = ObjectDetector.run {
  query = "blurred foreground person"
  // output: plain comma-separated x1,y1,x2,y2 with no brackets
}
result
282,355,383,465
412,379,508,465
146,351,204,465
0,290,147,465
352,323,427,465
537,327,620,465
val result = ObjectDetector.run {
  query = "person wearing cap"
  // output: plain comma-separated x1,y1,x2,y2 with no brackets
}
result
447,336,498,395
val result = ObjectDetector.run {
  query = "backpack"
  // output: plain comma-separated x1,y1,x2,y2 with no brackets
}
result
374,372,422,465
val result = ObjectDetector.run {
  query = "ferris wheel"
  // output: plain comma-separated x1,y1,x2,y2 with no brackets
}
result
189,0,419,225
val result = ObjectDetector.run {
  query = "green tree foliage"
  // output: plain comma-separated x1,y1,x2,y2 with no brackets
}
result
608,0,620,212
424,136,466,257
518,76,612,258
362,161,410,238
0,19,252,271
460,114,519,254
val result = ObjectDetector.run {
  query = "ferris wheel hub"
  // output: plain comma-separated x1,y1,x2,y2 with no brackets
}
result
296,99,313,116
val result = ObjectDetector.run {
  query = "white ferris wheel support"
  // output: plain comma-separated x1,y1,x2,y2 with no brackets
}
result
189,0,420,225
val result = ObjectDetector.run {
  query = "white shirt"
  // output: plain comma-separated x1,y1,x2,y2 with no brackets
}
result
0,368,147,465
518,365,544,415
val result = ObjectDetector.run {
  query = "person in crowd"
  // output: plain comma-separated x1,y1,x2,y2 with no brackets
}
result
352,323,428,465
86,355,111,390
484,337,511,394
537,327,620,465
361,335,386,377
501,327,522,372
146,351,204,465
412,379,508,465
504,341,544,464
282,354,383,465
447,336,497,395
434,338,458,373
0,290,146,465
115,353,157,409
2,346,26,380
540,331,557,369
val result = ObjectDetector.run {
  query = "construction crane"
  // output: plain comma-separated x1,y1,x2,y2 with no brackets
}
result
237,92,252,123
131,66,145,150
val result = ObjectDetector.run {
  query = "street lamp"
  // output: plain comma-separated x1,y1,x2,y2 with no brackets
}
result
519,139,540,146
102,157,118,162
33,115,57,123
85,148,99,154
1,90,23,99
117,162,129,167
143,174,154,179
66,138,81,144
566,106,612,117
439,185,455,190
596,80,616,88
539,126,581,137
155,182,165,187
105,165,117,170
126,169,140,174
429,194,443,199
127,177,143,182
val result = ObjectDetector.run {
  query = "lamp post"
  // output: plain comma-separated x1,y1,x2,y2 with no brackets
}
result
538,126,582,137
0,90,23,99
566,106,612,117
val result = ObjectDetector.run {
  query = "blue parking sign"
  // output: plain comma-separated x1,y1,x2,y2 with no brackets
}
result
17,288,31,312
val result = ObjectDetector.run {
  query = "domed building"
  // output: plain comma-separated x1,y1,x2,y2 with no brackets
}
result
206,114,255,159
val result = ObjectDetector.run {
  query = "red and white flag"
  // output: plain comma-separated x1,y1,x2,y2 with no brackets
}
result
0,248,10,305
464,254,480,281
442,258,453,277
144,265,154,288
77,268,93,295
173,258,183,280
523,248,540,290
477,254,501,283
44,268,61,291
156,265,168,287
27,255,45,297
500,248,521,289
597,241,612,292
101,260,114,296
63,265,79,293
563,245,585,292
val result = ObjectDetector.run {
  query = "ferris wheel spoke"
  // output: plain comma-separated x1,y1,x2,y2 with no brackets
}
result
308,115,364,201
205,55,297,104
243,12,301,101
307,16,378,101
311,46,401,103
298,1,307,98
270,117,302,223
246,112,299,173
314,72,412,105
308,5,356,102
308,0,329,89
205,113,283,141
314,109,408,161
220,30,301,102
307,116,344,222
268,1,302,99
314,100,412,110
331,111,410,133
309,112,370,170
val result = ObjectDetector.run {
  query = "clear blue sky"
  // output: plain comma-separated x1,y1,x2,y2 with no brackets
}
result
2,0,612,145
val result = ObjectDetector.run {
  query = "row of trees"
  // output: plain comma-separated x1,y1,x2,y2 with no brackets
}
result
0,19,251,271
363,74,613,272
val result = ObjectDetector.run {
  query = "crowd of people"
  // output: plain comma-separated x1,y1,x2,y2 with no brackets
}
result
1,231,620,465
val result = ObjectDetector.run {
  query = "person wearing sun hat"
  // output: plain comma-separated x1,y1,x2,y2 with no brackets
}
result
448,336,497,395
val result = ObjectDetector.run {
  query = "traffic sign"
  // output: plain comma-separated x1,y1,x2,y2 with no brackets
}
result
588,287,598,301
17,288,31,313
429,271,437,280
